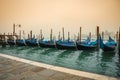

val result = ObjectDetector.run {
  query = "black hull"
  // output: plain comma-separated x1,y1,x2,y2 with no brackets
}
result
0,40,7,47
16,42,26,46
7,40,16,46
0,40,6,45
26,41,38,46
99,35,115,52
56,42,76,50
102,44,115,52
76,43,96,50
0,40,3,45
39,42,55,48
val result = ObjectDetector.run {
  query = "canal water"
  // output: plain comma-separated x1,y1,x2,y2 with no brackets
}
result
0,46,120,78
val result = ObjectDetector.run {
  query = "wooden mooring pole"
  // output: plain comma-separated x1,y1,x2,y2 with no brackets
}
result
77,33,79,40
62,27,65,41
80,27,82,43
58,31,60,40
50,29,52,42
118,27,120,56
89,32,91,40
30,30,32,40
116,31,118,42
3,33,5,41
13,24,15,35
28,34,30,39
68,32,70,42
40,29,42,40
74,34,76,41
97,26,99,49
19,30,21,39
102,31,104,41
2,33,6,47
22,31,25,39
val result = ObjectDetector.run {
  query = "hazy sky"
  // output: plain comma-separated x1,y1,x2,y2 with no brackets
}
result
0,0,120,38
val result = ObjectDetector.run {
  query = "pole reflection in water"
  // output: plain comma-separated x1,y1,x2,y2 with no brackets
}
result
0,46,120,77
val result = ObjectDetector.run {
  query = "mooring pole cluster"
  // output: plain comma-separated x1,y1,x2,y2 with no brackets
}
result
0,24,20,47
0,24,120,54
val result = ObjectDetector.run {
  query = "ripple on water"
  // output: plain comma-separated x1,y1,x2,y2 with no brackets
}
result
0,46,120,77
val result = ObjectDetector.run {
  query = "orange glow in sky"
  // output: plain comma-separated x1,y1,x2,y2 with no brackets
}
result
0,0,120,38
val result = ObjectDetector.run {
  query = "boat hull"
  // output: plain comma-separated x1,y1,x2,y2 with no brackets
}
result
16,40,26,46
0,40,7,47
102,44,115,52
39,42,55,48
7,40,16,46
76,43,96,50
25,40,38,46
56,42,76,50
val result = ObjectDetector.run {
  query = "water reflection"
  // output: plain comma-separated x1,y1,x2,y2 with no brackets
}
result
0,46,120,77
96,50,117,76
101,51,115,62
77,50,94,60
57,50,73,58
40,48,55,55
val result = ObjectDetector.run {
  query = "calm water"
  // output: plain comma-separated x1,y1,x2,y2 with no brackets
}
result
0,46,120,78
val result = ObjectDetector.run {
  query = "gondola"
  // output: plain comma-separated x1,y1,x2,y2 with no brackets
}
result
79,37,91,44
0,40,7,47
76,37,96,50
56,40,76,50
39,39,55,48
76,43,96,50
99,35,116,52
16,39,26,46
105,36,117,46
25,38,38,46
7,39,16,46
